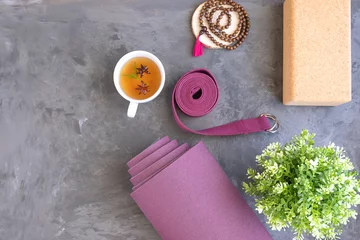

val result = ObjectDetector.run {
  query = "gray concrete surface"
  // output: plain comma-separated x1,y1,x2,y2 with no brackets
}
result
0,0,360,239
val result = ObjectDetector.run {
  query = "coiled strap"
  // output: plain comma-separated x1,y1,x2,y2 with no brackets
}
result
172,69,274,136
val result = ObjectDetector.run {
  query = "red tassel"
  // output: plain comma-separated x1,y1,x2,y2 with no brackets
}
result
193,35,203,57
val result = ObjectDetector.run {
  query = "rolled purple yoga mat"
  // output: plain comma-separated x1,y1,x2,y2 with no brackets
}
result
128,140,178,177
128,137,273,240
131,143,190,189
127,136,170,168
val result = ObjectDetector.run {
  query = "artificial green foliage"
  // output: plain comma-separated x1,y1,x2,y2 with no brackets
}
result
243,130,360,240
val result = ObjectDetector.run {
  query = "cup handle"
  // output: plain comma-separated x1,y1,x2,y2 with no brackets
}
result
127,102,138,118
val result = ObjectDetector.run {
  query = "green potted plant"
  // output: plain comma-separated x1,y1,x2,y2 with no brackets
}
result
243,130,360,240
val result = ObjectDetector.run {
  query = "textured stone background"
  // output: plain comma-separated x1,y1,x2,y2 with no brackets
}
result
0,0,360,239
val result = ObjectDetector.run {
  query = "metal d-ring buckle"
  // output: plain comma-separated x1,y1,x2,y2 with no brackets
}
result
260,113,280,133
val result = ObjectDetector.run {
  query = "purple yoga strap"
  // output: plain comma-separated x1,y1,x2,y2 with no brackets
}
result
172,69,277,136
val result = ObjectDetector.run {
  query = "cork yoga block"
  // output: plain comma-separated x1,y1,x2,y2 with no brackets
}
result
283,0,351,106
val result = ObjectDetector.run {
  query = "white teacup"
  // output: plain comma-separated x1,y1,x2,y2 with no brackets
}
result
113,51,165,118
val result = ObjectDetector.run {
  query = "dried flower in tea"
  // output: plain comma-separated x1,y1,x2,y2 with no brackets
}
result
136,81,150,95
136,64,151,78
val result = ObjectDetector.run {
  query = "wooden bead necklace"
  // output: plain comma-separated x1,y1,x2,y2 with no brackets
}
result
197,0,250,51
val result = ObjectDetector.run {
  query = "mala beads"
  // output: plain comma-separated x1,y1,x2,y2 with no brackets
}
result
193,0,251,56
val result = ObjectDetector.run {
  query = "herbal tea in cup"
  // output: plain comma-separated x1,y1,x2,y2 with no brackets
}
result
120,57,161,100
113,51,165,118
